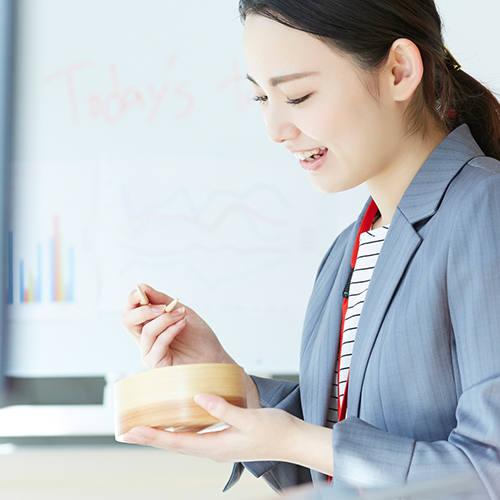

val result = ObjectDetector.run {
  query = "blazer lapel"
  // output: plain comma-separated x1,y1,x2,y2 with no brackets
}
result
346,212,421,417
347,123,485,417
300,201,371,426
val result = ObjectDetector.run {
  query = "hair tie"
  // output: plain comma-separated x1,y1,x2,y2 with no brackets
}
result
444,44,461,71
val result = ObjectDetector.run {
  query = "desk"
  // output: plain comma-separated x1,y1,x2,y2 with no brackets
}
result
0,443,274,500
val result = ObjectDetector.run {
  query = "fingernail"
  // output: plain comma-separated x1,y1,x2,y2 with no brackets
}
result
129,428,144,438
120,433,137,443
152,305,165,313
194,394,212,411
170,306,185,317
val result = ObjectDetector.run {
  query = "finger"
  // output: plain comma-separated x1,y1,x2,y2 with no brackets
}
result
121,304,171,338
121,426,221,457
142,318,187,367
144,318,187,366
123,287,143,312
123,284,176,312
141,316,187,362
123,303,170,327
121,427,178,449
140,284,175,307
194,394,246,429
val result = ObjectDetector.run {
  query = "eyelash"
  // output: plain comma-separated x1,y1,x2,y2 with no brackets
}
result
253,95,268,103
286,94,312,105
252,94,312,106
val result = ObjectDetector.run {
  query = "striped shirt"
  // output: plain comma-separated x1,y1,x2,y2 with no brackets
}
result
326,224,390,428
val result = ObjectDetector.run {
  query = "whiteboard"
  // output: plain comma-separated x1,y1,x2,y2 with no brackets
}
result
7,0,362,379
6,0,500,383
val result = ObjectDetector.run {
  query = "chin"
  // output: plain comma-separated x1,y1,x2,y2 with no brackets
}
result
307,174,351,194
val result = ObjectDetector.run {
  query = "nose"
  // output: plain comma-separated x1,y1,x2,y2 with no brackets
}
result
263,105,299,144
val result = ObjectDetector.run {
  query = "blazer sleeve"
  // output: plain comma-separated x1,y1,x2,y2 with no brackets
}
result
331,174,500,498
223,375,312,492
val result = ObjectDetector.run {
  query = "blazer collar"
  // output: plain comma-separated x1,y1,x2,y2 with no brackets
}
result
398,123,484,225
346,123,485,418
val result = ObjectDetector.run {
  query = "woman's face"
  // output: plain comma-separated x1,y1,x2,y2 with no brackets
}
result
243,14,407,194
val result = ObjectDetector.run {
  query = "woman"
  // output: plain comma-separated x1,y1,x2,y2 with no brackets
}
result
120,0,500,497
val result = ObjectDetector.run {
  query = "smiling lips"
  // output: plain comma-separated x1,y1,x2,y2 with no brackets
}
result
293,147,327,161
293,147,328,171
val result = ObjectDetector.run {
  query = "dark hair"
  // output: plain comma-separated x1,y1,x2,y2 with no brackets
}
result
239,0,500,161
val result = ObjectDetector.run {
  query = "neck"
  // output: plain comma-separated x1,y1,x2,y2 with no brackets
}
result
366,122,448,228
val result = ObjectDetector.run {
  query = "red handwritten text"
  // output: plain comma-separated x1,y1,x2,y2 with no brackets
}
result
43,55,196,127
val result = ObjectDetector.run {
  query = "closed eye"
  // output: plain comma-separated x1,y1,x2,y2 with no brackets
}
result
253,95,268,103
286,93,312,105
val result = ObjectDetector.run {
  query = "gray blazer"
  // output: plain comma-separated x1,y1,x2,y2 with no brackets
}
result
224,124,500,498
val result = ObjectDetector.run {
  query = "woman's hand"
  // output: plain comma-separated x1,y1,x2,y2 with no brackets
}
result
121,283,234,369
119,394,334,476
121,284,262,408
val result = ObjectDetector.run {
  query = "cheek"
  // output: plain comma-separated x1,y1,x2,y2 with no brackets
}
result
318,87,383,160
314,82,372,137
304,92,387,193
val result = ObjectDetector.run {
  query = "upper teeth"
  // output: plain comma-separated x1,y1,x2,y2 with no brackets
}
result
294,148,326,160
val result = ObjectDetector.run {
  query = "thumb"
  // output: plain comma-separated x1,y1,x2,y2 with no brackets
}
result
194,394,244,427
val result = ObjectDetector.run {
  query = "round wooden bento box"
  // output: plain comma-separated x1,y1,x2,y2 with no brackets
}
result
114,363,247,439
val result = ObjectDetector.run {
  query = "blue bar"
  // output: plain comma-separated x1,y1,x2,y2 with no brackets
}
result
19,260,23,303
8,231,12,304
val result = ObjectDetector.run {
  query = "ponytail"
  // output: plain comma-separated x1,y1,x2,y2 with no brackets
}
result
446,67,500,161
419,43,500,160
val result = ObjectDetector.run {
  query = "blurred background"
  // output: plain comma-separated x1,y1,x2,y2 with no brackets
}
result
0,0,498,498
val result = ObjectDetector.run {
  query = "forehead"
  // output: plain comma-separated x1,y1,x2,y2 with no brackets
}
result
243,14,347,83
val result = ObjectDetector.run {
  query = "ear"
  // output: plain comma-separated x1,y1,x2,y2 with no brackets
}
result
386,38,424,102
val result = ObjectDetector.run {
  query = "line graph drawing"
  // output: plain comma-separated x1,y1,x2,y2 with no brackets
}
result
98,157,322,314
118,197,290,240
119,181,292,219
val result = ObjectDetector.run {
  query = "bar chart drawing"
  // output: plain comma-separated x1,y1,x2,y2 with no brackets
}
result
8,217,75,305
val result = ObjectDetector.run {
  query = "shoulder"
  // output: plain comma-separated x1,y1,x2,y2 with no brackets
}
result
444,155,500,214
442,156,500,256
467,155,500,174
454,155,500,189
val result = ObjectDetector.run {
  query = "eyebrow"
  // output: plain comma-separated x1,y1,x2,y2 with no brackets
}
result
246,71,319,87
